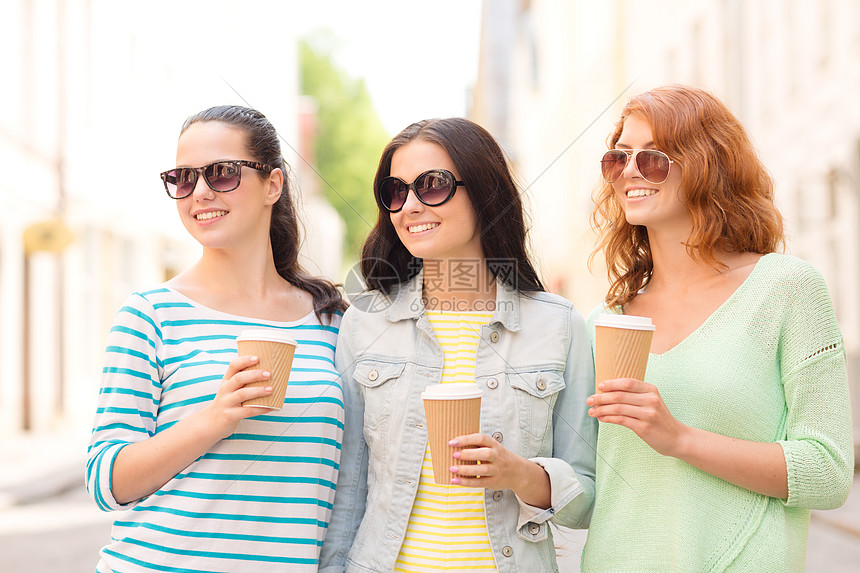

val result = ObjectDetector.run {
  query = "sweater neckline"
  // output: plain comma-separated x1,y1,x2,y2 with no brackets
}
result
638,252,774,359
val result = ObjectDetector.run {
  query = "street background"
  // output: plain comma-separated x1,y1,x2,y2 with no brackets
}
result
3,0,860,570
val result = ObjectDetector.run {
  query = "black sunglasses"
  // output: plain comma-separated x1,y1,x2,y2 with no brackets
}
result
600,149,674,184
160,160,272,199
378,169,464,213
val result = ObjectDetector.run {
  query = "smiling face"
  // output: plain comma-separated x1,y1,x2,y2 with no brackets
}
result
388,140,483,263
174,121,281,250
612,114,690,235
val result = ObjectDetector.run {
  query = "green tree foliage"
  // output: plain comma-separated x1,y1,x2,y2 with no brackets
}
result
299,36,391,262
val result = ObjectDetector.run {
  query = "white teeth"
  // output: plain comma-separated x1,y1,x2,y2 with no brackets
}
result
408,223,439,233
196,210,227,221
627,189,658,198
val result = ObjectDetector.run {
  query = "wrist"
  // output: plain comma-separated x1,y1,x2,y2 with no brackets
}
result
513,458,551,509
187,405,228,444
668,422,695,460
514,458,538,493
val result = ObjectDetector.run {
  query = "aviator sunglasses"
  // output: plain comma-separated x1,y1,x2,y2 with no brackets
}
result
160,160,272,199
600,149,674,185
378,169,464,213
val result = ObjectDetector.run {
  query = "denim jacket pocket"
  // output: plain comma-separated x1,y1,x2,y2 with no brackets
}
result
507,370,566,443
353,360,406,448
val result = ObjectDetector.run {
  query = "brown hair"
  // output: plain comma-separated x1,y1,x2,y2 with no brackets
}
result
182,106,347,319
362,118,544,294
591,85,784,307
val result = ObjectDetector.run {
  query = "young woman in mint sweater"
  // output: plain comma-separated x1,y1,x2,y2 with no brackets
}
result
583,85,853,572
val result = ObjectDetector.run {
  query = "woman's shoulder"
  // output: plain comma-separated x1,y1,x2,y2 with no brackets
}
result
753,253,828,292
107,285,185,337
342,289,393,317
519,289,575,311
317,309,344,330
120,284,179,309
517,290,589,329
583,302,615,327
759,252,818,272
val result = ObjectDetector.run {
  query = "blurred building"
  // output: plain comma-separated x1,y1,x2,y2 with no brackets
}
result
0,0,343,435
474,0,860,450
296,96,346,280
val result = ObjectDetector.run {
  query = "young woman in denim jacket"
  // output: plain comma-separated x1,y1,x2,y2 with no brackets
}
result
320,118,597,572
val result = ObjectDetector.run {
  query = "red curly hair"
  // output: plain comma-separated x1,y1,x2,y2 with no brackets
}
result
591,85,785,307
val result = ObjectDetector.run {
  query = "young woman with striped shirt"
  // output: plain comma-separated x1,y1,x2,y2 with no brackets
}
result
320,118,597,572
87,105,347,572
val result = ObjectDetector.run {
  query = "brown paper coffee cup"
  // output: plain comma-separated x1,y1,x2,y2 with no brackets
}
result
594,314,655,393
421,383,482,485
236,329,297,410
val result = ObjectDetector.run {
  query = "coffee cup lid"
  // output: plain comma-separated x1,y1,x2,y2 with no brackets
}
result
594,313,655,331
421,383,483,400
236,329,298,345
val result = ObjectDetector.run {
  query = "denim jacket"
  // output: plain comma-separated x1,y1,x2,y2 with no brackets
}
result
320,272,597,572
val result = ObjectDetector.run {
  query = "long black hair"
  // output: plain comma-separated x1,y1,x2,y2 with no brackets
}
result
181,105,346,319
361,118,544,294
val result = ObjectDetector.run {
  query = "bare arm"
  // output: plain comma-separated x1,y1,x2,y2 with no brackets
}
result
672,425,787,498
111,355,273,504
587,378,787,499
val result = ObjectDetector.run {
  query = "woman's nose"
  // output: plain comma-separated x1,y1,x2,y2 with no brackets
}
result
192,175,215,199
400,187,424,212
622,153,641,179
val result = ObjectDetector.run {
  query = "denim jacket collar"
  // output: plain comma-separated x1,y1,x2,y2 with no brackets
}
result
385,268,522,332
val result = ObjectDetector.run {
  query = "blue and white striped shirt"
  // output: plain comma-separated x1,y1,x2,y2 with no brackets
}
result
86,287,343,572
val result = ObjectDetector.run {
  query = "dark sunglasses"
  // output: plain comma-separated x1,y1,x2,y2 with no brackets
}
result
378,169,464,213
160,160,272,199
600,149,674,185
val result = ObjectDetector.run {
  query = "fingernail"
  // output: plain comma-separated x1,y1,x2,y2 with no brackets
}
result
448,440,458,447
588,408,595,417
453,452,461,459
263,371,271,378
451,478,460,485
449,466,458,473
265,386,273,393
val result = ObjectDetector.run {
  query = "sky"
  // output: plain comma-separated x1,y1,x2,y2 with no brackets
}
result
294,0,484,135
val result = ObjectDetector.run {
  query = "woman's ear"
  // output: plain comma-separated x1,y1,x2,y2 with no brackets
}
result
265,167,284,205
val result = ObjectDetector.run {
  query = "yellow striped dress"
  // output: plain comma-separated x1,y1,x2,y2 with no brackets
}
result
394,310,497,572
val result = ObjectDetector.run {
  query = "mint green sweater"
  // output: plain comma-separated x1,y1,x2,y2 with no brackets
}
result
582,254,854,572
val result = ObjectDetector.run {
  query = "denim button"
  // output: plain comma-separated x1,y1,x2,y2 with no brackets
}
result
536,379,547,391
368,370,379,381
490,332,500,343
487,378,498,389
502,545,513,557
492,432,503,443
528,522,541,535
492,490,503,501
